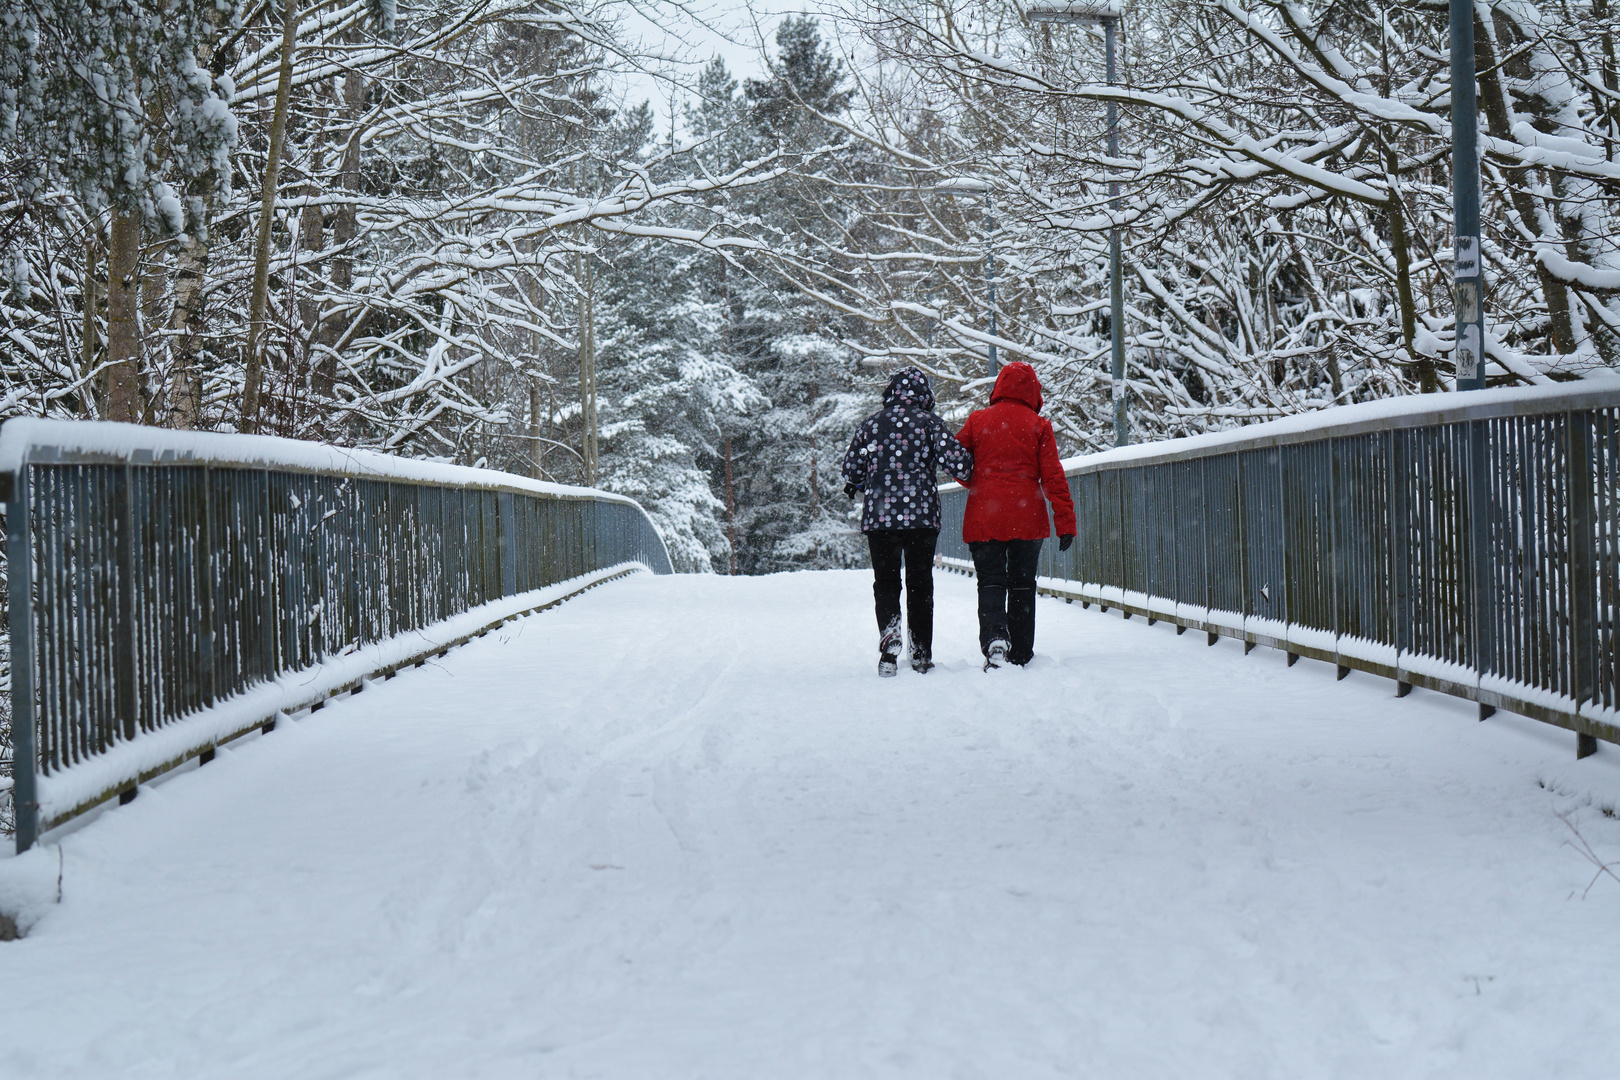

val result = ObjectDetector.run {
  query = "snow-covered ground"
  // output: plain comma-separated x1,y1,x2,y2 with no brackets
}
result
3,569,1618,1078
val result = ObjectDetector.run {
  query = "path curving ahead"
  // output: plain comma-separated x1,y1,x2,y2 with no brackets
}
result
2,569,1618,1078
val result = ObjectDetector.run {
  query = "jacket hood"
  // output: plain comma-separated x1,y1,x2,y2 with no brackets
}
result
883,367,935,411
989,362,1043,413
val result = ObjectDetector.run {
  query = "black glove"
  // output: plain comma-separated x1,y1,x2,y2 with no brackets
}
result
1058,534,1074,552
844,482,859,499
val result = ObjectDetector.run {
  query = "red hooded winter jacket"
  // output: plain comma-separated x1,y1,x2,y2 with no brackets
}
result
956,363,1078,543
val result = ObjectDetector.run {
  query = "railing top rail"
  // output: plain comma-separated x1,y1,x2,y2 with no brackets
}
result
938,379,1620,492
0,419,639,506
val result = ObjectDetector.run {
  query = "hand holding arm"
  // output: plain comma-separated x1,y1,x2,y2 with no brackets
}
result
935,414,974,483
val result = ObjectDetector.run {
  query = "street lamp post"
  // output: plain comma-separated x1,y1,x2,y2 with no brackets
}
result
935,177,999,380
1448,0,1495,718
1026,1,1127,447
1449,0,1486,392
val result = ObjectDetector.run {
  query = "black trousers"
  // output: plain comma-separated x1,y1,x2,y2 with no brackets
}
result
867,529,939,657
970,538,1044,663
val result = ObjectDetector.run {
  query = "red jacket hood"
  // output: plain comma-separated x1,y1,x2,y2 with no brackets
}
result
989,362,1043,413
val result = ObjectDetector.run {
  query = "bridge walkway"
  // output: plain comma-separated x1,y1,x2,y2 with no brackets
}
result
2,569,1617,1077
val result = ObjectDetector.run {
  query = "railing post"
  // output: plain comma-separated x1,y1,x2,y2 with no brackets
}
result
1470,419,1495,710
201,465,216,707
1168,464,1179,610
1236,455,1250,625
5,461,38,852
499,491,517,598
1568,413,1599,756
260,471,276,677
1279,448,1290,629
1390,431,1413,694
353,481,368,643
1329,438,1341,657
1201,456,1212,620
113,464,136,741
1114,470,1125,593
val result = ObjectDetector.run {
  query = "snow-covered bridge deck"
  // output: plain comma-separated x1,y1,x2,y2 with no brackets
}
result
3,569,1619,1077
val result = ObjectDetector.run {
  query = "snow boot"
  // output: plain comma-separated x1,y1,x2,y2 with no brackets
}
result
879,617,902,678
909,636,934,674
983,637,1010,671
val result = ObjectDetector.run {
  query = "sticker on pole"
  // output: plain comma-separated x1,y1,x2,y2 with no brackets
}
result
1455,279,1480,325
1457,323,1481,380
1455,236,1480,277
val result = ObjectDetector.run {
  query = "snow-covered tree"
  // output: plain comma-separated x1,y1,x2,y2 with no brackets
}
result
2,0,240,421
762,0,1620,456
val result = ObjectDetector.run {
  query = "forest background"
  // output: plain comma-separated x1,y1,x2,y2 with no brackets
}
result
2,0,1617,581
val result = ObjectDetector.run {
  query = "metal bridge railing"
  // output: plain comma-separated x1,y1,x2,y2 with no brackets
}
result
940,383,1620,758
0,420,673,851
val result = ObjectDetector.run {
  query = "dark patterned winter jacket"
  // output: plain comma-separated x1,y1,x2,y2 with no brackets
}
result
841,368,974,533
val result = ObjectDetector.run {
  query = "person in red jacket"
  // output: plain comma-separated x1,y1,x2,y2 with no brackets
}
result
955,362,1078,668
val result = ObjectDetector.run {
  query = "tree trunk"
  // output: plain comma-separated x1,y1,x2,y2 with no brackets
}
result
577,250,598,486
808,447,820,563
167,228,209,429
725,435,736,576
104,209,144,424
529,376,544,479
298,124,327,357
139,243,168,423
81,235,102,418
1474,11,1577,355
1385,191,1433,391
241,0,302,432
159,6,224,430
319,60,364,401
1598,0,1619,162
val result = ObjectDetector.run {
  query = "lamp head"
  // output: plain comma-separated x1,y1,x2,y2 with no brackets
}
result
1024,1,1120,25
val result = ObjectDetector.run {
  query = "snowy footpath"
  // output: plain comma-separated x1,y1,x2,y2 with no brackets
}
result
3,569,1619,1079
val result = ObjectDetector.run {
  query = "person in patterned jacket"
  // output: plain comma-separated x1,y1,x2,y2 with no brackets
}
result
841,367,974,676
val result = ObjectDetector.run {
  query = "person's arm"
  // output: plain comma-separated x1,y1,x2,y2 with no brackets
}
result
932,414,974,483
842,417,876,495
953,415,977,485
1036,420,1077,538
955,415,975,452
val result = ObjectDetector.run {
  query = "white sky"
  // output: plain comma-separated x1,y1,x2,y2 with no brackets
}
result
609,1,839,137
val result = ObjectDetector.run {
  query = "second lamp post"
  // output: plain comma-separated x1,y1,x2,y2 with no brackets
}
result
1027,1,1127,447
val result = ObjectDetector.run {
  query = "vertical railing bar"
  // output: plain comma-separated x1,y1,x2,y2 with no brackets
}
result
259,470,275,680
500,490,517,601
51,470,71,768
68,468,88,764
6,459,38,851
69,467,89,761
91,469,110,754
74,468,93,760
115,464,136,742
1277,445,1287,632
202,465,216,708
1328,437,1339,656
1390,431,1409,670
1570,412,1598,716
1471,418,1493,686
1201,456,1211,619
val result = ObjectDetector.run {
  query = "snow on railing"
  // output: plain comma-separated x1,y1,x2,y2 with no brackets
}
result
0,421,673,852
940,380,1620,757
